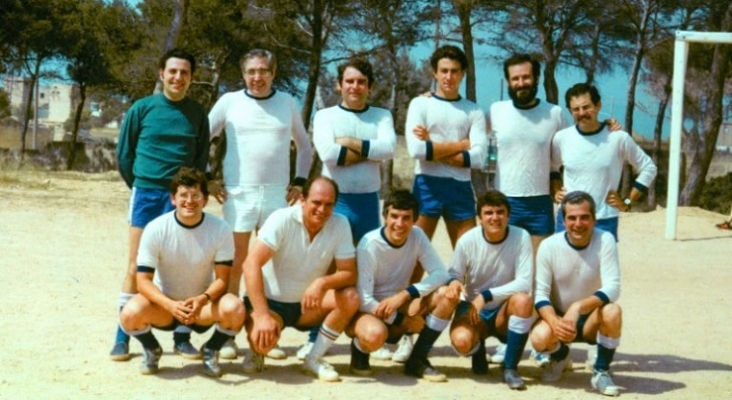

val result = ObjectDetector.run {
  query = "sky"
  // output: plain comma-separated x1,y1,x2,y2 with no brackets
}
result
120,0,671,139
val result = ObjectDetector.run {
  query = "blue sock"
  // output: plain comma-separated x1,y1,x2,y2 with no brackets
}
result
308,327,319,343
134,331,160,350
115,324,130,344
594,344,616,372
550,343,570,362
173,331,191,345
503,331,529,370
204,329,233,351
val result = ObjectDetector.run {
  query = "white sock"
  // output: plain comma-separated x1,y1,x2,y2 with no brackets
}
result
309,324,340,359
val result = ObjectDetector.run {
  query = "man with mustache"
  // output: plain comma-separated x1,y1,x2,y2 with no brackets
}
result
551,83,657,241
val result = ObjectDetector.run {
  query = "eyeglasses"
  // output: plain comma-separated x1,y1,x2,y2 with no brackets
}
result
245,68,272,77
177,193,204,202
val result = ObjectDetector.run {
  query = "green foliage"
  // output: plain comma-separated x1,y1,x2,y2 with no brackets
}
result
698,172,732,214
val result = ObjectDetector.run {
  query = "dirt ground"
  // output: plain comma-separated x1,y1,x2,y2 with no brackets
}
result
1,170,731,400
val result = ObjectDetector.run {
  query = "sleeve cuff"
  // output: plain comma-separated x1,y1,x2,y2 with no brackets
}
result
550,171,562,180
336,146,348,166
216,260,234,267
461,151,470,168
137,266,155,274
593,291,610,304
480,289,493,303
632,181,649,194
406,285,420,299
425,141,434,161
535,300,552,312
361,140,370,158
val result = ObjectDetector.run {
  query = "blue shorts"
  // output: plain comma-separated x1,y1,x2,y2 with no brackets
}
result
129,187,175,228
455,301,507,343
556,207,619,241
243,297,314,331
335,191,380,243
412,174,475,221
157,320,211,334
507,195,555,236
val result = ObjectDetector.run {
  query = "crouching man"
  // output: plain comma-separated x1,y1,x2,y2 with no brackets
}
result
241,176,360,382
119,167,244,377
531,191,623,396
346,189,457,382
446,190,534,390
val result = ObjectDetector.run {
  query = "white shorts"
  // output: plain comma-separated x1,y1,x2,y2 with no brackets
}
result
222,185,288,232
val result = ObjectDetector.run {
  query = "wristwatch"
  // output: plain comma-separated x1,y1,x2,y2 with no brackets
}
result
623,198,632,211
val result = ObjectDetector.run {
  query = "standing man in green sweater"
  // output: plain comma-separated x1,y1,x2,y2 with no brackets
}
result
111,48,210,362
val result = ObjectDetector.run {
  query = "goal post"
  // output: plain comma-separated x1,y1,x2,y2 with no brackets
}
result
666,30,732,240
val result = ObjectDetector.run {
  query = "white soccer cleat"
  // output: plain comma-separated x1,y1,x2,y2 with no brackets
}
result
303,356,340,382
391,335,413,363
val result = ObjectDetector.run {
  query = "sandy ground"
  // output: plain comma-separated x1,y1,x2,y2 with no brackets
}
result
1,170,731,400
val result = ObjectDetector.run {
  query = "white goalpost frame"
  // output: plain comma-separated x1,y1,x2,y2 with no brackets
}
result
666,30,732,240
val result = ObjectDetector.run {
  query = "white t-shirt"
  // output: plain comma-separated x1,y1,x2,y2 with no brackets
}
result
448,225,533,310
405,94,487,181
313,105,396,194
534,229,621,314
137,211,234,301
356,226,449,322
257,205,355,303
208,89,313,187
551,125,657,219
488,100,567,197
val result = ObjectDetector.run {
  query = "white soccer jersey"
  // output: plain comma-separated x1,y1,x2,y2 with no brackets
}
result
137,211,234,301
405,95,487,181
257,205,355,303
488,100,567,196
313,105,396,194
356,226,449,323
208,89,313,187
534,229,621,314
551,125,657,219
448,225,533,311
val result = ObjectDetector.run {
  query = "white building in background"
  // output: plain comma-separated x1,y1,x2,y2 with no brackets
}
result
3,75,79,126
716,122,732,152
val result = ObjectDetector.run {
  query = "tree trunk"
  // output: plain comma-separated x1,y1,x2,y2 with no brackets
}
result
304,1,326,179
648,89,670,208
19,58,42,162
66,84,87,170
679,1,732,205
543,60,559,105
153,0,190,94
454,0,476,102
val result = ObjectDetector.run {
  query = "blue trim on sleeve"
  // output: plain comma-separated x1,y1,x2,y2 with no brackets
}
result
217,260,234,267
535,300,552,312
632,181,649,194
461,150,470,168
550,171,562,180
406,285,420,299
361,140,370,158
426,141,434,161
336,146,348,166
446,277,459,285
480,289,493,303
593,291,610,304
137,266,155,274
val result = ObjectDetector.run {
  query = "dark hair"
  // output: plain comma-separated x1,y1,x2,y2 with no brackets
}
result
430,45,468,71
159,48,196,74
503,53,541,81
565,83,601,108
476,190,511,216
382,189,419,220
169,167,208,196
337,58,375,88
302,176,339,203
561,191,596,219
239,49,277,71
